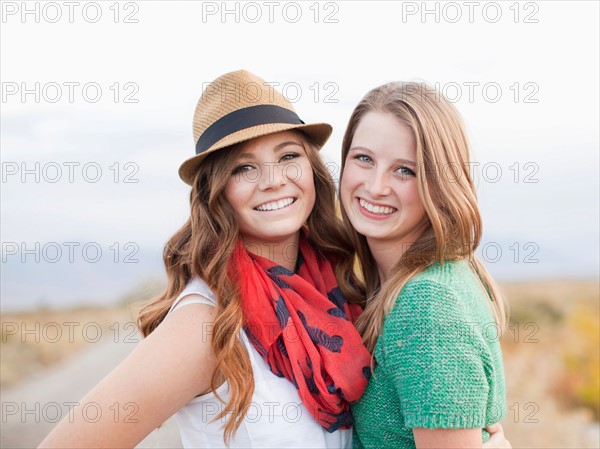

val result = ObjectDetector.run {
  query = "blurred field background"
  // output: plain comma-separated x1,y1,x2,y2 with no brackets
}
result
1,278,598,448
499,280,599,448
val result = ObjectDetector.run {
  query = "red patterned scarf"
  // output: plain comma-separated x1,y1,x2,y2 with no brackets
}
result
229,235,372,431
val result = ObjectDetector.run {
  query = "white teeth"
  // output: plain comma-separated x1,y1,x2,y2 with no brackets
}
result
359,198,396,215
255,197,294,211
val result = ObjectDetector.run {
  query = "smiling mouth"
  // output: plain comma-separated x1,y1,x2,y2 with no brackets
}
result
359,198,397,215
254,197,297,212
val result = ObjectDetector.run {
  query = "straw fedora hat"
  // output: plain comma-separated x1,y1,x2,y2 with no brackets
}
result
178,70,333,185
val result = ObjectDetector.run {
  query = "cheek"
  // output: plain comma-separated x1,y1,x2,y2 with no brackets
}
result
303,177,317,214
224,179,248,214
307,175,316,198
403,182,419,200
223,182,235,207
401,182,425,213
287,161,309,185
340,165,358,204
295,161,316,202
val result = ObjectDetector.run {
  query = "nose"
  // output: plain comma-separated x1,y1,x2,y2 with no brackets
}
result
364,168,392,197
258,161,287,190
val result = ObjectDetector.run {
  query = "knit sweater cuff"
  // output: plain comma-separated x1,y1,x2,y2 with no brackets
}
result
404,411,487,429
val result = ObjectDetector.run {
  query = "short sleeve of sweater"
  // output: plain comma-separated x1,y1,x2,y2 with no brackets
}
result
379,279,491,429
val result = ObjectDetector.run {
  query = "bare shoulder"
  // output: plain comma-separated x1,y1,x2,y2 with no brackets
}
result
134,295,217,392
153,293,217,351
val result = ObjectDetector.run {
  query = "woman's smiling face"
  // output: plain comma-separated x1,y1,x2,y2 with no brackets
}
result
224,130,316,249
340,111,426,247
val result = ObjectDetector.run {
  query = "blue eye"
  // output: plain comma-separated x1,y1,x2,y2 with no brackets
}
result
396,166,416,176
356,154,372,164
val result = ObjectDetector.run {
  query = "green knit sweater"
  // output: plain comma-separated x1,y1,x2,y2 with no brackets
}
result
351,259,506,449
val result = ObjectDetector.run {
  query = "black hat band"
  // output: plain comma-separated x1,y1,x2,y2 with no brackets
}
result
195,104,305,155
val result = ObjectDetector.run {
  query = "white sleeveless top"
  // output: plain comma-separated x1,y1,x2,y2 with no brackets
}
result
167,277,352,448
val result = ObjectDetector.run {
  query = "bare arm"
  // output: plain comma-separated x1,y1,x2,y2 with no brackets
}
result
413,423,511,449
39,299,216,449
413,428,482,449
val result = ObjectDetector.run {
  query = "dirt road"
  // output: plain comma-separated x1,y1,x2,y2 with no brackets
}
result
1,334,182,448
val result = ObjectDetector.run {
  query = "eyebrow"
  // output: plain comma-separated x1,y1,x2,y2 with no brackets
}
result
238,141,304,159
349,146,417,166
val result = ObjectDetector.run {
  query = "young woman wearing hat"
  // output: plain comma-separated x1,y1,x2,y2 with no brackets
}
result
39,70,371,448
339,82,509,449
39,71,510,449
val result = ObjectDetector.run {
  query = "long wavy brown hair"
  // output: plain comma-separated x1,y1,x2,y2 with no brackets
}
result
339,82,508,353
138,131,363,443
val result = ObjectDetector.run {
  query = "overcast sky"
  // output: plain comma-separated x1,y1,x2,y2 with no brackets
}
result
1,1,598,310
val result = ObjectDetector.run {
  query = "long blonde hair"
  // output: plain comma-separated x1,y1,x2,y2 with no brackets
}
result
138,132,364,443
339,82,508,353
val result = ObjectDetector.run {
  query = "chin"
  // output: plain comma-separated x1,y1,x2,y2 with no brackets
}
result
355,223,391,241
252,225,304,242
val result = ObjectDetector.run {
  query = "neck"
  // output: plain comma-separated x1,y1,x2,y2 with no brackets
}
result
242,233,300,271
367,228,426,284
367,239,407,284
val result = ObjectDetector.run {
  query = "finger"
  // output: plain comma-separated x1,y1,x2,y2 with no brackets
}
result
485,422,501,434
482,429,503,449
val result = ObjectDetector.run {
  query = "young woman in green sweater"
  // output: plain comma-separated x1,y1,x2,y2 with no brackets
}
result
339,82,508,449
